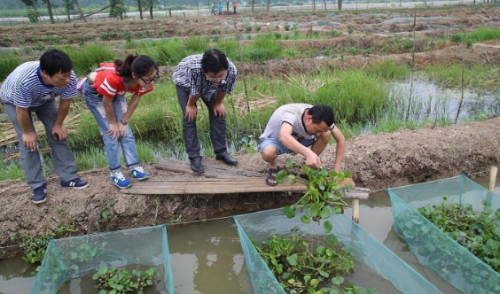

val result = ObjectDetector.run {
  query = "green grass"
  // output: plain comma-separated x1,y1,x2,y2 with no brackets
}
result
365,61,411,80
0,160,24,181
424,64,500,89
0,52,24,81
62,44,115,76
460,27,500,43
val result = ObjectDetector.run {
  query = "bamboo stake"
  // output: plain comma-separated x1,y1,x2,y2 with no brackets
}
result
455,33,466,124
352,199,360,224
489,166,498,192
405,12,417,123
233,19,250,114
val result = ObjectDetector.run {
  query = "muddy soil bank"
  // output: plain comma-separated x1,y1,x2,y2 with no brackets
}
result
1,118,499,258
232,42,500,76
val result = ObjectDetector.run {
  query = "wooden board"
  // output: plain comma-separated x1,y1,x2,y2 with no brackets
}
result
121,177,306,195
155,159,265,178
124,159,371,198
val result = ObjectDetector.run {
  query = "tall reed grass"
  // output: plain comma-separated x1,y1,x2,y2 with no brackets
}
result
0,52,24,81
62,44,115,76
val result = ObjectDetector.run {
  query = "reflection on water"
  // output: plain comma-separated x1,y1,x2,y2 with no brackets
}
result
1,174,499,294
167,218,253,294
389,79,500,123
0,257,36,294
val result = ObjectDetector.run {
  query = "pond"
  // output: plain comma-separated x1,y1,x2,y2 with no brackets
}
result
1,174,498,294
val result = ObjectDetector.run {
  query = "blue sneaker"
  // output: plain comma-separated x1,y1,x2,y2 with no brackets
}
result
61,178,89,189
111,171,132,189
32,184,47,204
131,166,149,181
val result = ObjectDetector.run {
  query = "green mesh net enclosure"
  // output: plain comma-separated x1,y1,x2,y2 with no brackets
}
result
235,208,443,294
388,175,500,294
30,225,175,294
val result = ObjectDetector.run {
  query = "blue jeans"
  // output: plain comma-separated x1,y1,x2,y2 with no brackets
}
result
259,137,316,155
3,100,78,190
83,82,139,171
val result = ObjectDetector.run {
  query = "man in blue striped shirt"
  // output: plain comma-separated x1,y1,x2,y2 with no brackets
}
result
0,49,88,204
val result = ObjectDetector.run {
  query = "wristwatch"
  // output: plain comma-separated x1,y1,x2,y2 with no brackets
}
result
120,120,128,126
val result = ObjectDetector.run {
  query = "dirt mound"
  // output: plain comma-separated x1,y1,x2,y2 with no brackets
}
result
236,42,500,76
1,118,499,257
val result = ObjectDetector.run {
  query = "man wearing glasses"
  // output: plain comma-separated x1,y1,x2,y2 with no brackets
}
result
173,49,238,173
83,54,159,188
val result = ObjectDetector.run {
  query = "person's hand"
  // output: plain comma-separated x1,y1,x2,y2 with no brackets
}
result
186,104,198,122
117,122,127,137
341,178,356,188
52,124,68,141
22,131,37,152
106,122,121,141
214,102,226,118
305,151,322,169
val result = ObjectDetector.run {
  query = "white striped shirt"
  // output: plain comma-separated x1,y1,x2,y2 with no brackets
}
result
0,61,77,108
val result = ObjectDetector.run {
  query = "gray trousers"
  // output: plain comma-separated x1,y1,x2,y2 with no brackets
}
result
3,100,78,190
176,86,227,159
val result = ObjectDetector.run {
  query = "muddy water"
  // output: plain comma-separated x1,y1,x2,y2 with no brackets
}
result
1,175,499,294
390,80,500,123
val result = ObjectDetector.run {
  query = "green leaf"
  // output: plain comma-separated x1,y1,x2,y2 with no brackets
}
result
331,276,344,285
326,234,338,246
287,254,298,266
284,206,296,218
318,270,329,278
301,215,312,224
320,207,331,219
285,158,295,170
304,274,312,284
288,174,297,184
276,170,288,183
310,279,320,288
323,220,333,233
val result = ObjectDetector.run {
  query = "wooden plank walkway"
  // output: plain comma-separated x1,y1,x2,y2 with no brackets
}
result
121,159,369,199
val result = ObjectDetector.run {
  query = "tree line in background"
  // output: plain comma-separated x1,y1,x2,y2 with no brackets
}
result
1,0,344,23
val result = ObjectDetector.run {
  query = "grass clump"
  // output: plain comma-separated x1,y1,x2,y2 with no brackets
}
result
63,44,115,76
244,36,283,61
465,27,500,43
0,52,24,81
365,61,410,80
425,64,500,89
312,71,387,124
0,160,25,180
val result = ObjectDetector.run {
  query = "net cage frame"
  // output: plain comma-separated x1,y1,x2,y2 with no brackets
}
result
388,175,500,294
235,208,443,294
30,224,175,294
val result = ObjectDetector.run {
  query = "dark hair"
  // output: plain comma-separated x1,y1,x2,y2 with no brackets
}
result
201,49,229,73
39,49,72,76
308,104,335,128
115,55,158,79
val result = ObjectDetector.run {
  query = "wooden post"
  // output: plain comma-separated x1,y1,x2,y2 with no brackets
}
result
489,166,498,192
169,8,172,17
352,199,360,223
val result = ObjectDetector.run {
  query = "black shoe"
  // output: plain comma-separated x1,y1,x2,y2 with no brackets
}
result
190,157,204,173
215,153,238,166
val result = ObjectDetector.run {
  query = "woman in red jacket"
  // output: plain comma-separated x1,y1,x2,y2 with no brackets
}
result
83,55,159,189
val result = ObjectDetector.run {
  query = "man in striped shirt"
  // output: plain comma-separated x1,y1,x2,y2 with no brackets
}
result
0,49,88,204
173,49,238,173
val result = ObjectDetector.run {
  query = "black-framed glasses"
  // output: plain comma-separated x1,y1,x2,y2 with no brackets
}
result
140,74,160,84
